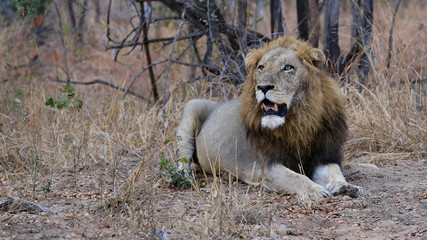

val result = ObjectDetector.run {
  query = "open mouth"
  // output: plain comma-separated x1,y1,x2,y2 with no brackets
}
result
261,99,287,117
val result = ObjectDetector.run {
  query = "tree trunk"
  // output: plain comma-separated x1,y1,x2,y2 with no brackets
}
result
67,0,76,32
323,0,341,73
95,0,101,23
308,0,320,47
237,0,247,54
253,0,262,33
296,0,310,41
386,0,402,69
270,0,284,38
358,0,374,82
343,0,362,72
297,0,321,47
77,0,87,44
139,1,159,101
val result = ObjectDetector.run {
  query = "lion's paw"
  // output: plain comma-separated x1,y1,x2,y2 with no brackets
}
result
296,184,330,203
328,182,363,198
177,161,201,179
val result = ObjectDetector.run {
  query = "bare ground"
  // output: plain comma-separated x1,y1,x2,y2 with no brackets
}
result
1,155,426,239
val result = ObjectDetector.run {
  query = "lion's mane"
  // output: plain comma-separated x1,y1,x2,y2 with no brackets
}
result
240,36,347,178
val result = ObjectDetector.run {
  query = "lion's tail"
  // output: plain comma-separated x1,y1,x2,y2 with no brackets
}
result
176,99,220,162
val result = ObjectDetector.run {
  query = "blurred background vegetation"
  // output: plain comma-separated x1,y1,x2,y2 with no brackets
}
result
0,0,425,238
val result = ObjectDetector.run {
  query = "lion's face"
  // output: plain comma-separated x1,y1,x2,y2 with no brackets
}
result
253,48,308,129
241,36,328,135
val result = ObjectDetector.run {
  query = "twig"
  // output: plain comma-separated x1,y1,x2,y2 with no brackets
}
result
113,24,140,59
162,9,186,106
138,1,158,101
123,40,201,101
203,28,213,66
83,102,145,160
54,77,153,104
105,31,206,50
205,0,241,82
113,3,145,60
386,0,402,69
125,59,169,100
106,0,114,43
53,1,71,82
169,60,216,68
151,16,181,23
188,27,207,76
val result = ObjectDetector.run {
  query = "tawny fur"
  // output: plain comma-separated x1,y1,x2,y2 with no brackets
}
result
241,37,345,156
176,35,363,202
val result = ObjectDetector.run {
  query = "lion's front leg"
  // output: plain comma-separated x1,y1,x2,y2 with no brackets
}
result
263,164,330,202
312,164,363,198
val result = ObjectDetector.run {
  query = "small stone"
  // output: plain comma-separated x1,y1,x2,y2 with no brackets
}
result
358,163,379,170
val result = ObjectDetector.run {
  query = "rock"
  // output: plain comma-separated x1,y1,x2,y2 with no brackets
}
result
358,163,379,170
154,227,169,240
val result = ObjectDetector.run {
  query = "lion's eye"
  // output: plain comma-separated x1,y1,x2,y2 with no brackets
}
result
283,65,294,72
258,65,264,71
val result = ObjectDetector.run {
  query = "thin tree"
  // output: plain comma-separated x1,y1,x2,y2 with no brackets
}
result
296,0,310,41
386,0,402,69
270,0,284,38
323,0,341,73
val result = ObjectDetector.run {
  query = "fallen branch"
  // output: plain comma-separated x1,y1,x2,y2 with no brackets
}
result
54,77,153,104
0,196,58,214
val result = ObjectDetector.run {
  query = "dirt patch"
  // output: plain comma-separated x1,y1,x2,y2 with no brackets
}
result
1,156,426,239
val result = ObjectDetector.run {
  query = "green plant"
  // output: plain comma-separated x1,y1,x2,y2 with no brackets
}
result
45,85,82,109
159,153,192,189
9,0,48,22
41,179,52,193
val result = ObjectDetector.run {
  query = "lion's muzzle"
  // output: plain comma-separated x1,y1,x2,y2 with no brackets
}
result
261,99,287,117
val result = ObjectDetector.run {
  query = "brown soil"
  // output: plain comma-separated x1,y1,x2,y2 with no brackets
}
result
1,156,426,239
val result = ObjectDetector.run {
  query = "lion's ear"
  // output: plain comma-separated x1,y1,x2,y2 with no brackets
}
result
310,48,326,69
245,51,260,73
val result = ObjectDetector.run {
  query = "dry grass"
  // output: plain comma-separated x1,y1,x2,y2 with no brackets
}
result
0,1,426,238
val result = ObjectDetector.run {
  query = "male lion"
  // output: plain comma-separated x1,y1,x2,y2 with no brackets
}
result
176,36,363,202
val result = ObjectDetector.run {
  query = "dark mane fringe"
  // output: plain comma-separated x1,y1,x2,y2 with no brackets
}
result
240,36,348,178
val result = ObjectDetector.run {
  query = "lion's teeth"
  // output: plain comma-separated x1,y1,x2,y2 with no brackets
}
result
262,102,280,112
262,103,268,111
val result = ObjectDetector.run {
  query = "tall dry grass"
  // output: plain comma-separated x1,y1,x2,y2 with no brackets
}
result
0,0,425,238
342,1,426,164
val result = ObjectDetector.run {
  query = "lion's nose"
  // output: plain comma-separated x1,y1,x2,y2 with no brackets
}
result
257,85,274,94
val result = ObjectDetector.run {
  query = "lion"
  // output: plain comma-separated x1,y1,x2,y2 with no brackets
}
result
176,36,363,202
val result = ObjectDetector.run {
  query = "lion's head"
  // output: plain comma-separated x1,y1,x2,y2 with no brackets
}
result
240,35,346,154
